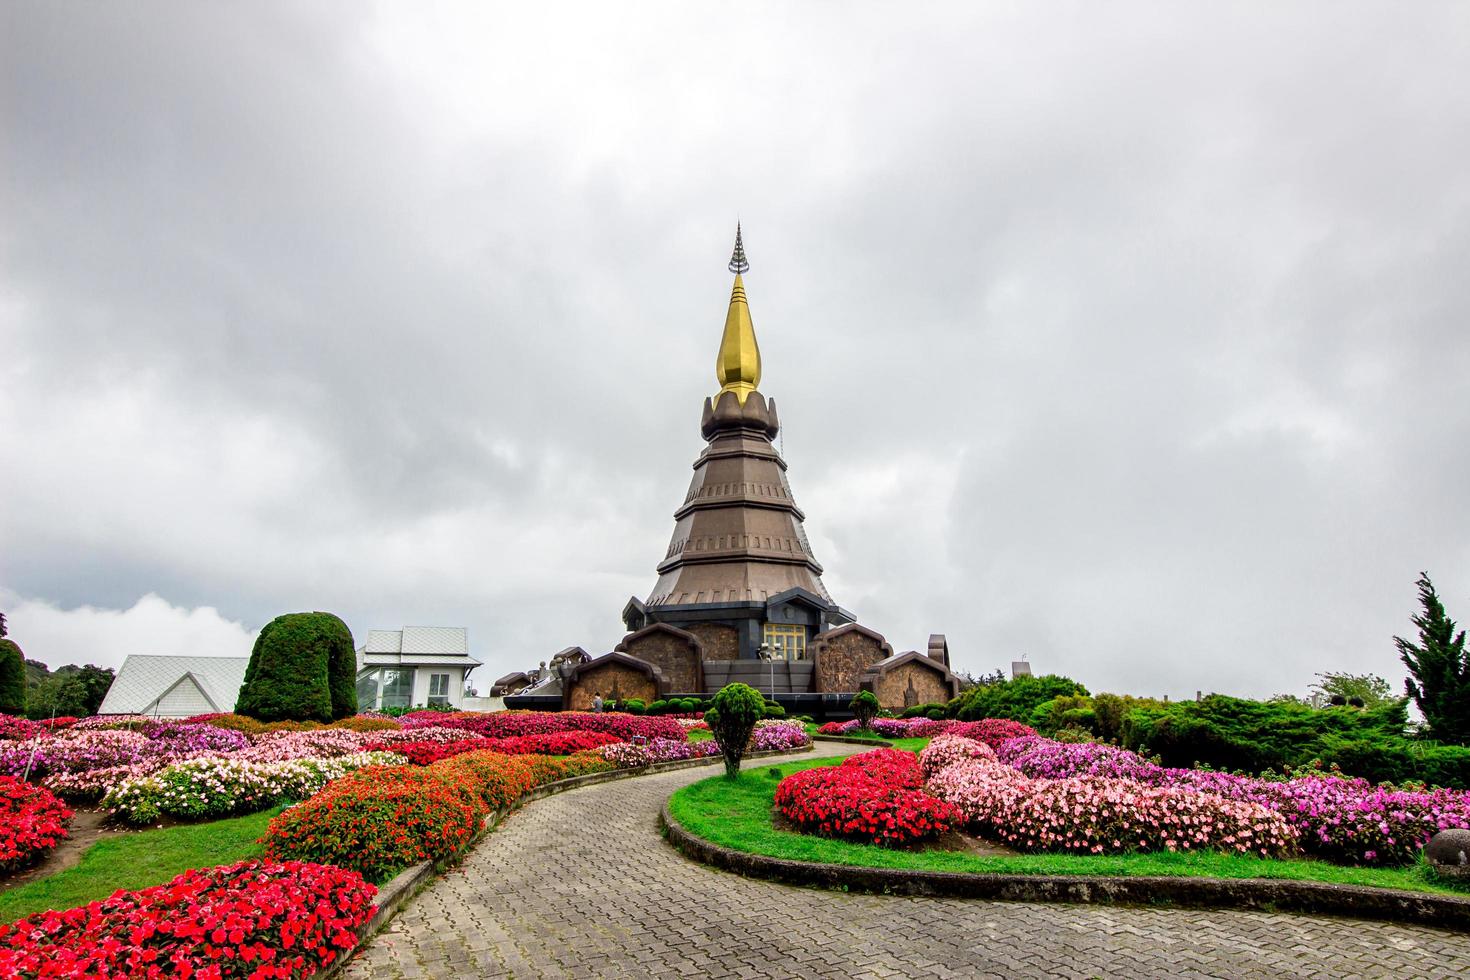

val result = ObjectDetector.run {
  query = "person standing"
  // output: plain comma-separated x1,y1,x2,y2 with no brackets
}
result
592,692,603,714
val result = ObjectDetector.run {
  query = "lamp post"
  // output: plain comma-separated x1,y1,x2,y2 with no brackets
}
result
758,641,775,700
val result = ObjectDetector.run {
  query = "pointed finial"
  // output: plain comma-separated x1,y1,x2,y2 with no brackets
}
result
728,222,750,275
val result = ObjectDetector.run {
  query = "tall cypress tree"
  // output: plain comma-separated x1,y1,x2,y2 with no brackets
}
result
1396,572,1470,745
0,613,27,716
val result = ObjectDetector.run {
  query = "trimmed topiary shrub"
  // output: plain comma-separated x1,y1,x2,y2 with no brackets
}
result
707,683,766,778
622,698,646,715
0,639,27,716
850,690,880,728
236,612,356,723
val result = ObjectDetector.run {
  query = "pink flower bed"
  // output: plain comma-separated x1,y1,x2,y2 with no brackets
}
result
748,721,811,752
599,738,720,768
774,749,960,846
922,741,1298,859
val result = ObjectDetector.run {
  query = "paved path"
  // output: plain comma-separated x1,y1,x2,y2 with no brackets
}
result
344,744,1470,979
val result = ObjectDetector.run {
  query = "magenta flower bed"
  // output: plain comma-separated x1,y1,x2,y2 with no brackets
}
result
396,710,686,742
927,734,1470,866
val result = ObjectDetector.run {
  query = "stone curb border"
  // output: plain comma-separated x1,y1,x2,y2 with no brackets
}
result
319,742,816,978
659,802,1470,934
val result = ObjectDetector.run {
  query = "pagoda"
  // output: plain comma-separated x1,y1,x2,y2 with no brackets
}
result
509,227,963,715
620,226,856,691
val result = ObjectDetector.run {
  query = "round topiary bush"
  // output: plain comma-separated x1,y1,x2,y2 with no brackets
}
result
707,682,767,778
236,612,356,723
0,638,27,716
850,690,880,729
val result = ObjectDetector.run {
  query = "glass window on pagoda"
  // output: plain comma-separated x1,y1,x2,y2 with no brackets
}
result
763,623,807,661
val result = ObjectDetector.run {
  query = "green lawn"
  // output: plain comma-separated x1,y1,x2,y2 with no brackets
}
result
0,807,282,923
670,756,1470,897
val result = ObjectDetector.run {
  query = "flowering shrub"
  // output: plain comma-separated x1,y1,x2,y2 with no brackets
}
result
398,710,686,742
599,738,720,768
926,755,1299,858
918,734,997,777
867,718,913,738
235,728,376,762
142,721,253,755
262,767,483,881
70,714,153,731
425,751,539,810
0,776,72,872
775,751,960,846
999,736,1163,782
748,720,811,752
487,731,625,755
905,718,958,739
0,729,155,779
948,718,1037,752
0,715,43,741
355,725,477,746
369,739,500,766
38,717,79,732
331,715,402,732
103,752,407,825
816,721,848,735
0,859,375,978
992,734,1470,865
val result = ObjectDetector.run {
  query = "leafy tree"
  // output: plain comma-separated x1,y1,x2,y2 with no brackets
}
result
236,612,355,723
954,674,1089,723
705,682,766,779
0,634,25,716
1396,572,1470,744
850,690,880,728
1309,672,1394,709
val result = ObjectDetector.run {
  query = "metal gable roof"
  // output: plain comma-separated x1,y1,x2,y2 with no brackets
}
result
363,627,469,656
98,655,250,715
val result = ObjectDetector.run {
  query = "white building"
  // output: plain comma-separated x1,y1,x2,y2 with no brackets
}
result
98,654,250,718
355,627,482,711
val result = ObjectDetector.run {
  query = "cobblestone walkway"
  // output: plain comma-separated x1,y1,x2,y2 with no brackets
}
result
344,744,1470,979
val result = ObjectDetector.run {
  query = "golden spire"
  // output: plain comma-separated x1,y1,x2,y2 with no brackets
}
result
716,223,761,403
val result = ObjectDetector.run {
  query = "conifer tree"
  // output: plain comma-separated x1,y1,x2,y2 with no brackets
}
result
1396,572,1470,744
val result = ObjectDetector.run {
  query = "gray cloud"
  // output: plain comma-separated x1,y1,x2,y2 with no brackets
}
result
3,2,1468,698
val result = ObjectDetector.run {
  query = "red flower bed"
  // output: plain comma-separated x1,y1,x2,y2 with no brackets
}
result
0,776,72,872
948,718,1037,752
0,859,375,979
262,767,483,881
816,721,847,735
38,717,79,732
774,750,960,847
425,752,539,811
396,710,684,742
364,738,500,766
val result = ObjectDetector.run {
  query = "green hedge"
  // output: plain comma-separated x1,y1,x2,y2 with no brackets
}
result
236,612,356,723
953,674,1089,723
1122,694,1415,775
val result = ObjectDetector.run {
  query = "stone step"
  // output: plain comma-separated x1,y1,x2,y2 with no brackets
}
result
703,660,813,694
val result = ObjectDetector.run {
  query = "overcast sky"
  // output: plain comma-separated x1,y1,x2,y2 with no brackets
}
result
3,2,1468,701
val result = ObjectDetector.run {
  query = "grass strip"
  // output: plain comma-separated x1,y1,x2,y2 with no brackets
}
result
668,756,1470,897
0,807,282,923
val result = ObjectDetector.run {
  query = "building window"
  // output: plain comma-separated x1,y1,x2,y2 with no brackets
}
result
380,668,415,710
763,623,807,661
355,670,382,710
428,672,451,707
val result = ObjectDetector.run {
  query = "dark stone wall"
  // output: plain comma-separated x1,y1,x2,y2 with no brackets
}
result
566,663,657,710
873,661,952,710
813,628,889,693
685,623,739,663
621,631,702,693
